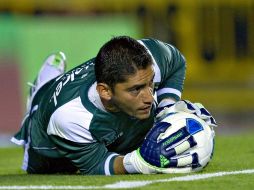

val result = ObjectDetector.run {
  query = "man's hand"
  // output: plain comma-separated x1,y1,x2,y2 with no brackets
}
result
123,116,201,174
156,100,217,128
123,148,199,174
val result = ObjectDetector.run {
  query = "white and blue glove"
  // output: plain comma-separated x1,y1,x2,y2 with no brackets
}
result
123,114,202,174
156,100,217,128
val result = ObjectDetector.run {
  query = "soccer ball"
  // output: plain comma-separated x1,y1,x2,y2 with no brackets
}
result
140,111,215,170
163,112,215,168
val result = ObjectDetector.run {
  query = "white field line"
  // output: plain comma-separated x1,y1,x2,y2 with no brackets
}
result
0,169,253,189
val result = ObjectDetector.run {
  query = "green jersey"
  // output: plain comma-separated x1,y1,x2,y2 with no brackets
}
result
12,38,186,175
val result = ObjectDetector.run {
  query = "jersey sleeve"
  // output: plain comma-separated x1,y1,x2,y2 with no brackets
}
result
49,135,118,175
140,39,186,103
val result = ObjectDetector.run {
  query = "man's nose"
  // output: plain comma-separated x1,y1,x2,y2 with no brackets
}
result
142,87,154,103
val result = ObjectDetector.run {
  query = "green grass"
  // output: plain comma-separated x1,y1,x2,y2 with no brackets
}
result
0,131,254,189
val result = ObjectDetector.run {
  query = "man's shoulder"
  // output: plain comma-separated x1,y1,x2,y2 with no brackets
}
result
47,96,95,143
139,38,174,55
47,96,120,145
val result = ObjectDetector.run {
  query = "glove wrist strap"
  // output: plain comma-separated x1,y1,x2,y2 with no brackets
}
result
123,152,140,174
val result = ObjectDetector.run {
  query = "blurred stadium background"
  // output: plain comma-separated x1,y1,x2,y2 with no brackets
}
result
0,0,253,146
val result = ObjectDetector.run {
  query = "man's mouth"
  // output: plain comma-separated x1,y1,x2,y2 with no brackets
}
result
138,105,151,112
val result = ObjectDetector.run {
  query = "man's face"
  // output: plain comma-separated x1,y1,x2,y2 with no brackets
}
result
110,65,155,120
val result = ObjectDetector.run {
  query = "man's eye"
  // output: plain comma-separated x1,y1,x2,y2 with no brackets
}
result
130,87,141,95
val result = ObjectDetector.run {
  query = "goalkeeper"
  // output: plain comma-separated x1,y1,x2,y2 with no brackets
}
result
12,36,216,175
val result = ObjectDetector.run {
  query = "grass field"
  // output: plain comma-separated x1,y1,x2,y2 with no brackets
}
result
0,131,254,190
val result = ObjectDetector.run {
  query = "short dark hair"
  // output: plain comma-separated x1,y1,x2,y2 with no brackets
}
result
95,36,152,89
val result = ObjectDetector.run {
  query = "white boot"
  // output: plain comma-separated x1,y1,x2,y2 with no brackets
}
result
26,51,66,111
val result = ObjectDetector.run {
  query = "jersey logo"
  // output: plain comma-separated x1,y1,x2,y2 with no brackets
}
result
50,62,94,106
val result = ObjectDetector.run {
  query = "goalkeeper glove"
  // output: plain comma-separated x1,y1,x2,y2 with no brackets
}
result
156,100,217,128
123,117,201,174
123,148,199,174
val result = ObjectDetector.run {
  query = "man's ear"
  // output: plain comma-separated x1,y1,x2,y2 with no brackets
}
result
96,83,113,101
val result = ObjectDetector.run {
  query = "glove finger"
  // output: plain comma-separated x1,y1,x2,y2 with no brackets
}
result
174,100,196,114
203,116,218,128
146,121,170,141
193,103,217,127
161,135,197,158
166,152,199,168
209,116,217,127
194,103,213,120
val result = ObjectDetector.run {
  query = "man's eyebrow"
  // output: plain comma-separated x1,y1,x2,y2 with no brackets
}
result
127,83,146,91
127,74,155,91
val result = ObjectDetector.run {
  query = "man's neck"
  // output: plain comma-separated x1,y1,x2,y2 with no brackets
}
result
101,98,119,112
